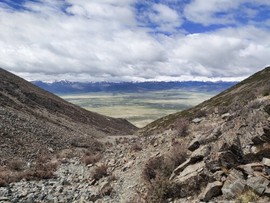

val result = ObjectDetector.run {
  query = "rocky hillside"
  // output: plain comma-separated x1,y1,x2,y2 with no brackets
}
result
142,66,270,135
0,66,270,203
0,67,137,164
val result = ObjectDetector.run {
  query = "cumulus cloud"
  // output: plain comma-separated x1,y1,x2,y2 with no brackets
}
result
0,0,269,82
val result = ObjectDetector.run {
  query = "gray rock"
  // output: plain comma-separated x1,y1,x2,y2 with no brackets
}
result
199,181,223,201
190,145,211,162
173,161,207,198
213,171,225,182
222,169,246,198
262,157,270,167
246,176,270,195
237,162,263,176
221,113,230,119
252,127,270,144
170,158,192,180
192,118,203,124
188,138,200,152
175,161,205,183
264,187,270,197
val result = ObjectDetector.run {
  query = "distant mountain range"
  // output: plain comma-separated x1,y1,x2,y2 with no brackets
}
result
31,81,237,94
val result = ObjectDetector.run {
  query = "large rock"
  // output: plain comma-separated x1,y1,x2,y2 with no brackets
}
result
237,163,263,176
188,138,200,151
173,161,207,198
252,127,270,144
170,158,192,180
222,169,246,198
218,137,244,168
262,157,270,167
199,181,223,201
190,145,211,162
246,176,270,195
250,143,270,158
170,145,211,180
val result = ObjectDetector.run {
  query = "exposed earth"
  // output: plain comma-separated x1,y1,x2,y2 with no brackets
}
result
0,67,270,202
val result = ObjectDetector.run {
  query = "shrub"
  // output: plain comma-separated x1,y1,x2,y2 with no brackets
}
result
92,164,108,181
167,143,187,170
142,156,164,182
81,154,102,165
174,118,189,137
130,143,143,152
145,175,172,203
236,189,259,203
8,159,25,171
22,162,57,180
0,177,8,187
142,143,188,202
194,109,207,118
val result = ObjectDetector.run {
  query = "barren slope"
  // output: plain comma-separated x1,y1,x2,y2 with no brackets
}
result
0,68,137,164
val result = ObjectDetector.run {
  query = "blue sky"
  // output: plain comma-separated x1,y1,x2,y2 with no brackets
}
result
0,0,270,82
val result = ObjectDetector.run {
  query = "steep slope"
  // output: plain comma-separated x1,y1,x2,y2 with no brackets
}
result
0,68,137,164
132,66,270,202
142,66,270,135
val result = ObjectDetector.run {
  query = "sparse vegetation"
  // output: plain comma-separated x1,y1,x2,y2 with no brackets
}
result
173,118,189,137
8,159,25,171
92,164,108,181
194,109,207,118
81,153,102,165
142,142,188,202
130,143,143,152
236,189,260,203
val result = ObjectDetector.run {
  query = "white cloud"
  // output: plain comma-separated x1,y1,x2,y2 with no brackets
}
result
0,0,269,82
148,3,182,32
184,0,242,25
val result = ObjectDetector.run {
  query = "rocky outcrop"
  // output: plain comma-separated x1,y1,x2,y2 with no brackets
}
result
199,181,223,201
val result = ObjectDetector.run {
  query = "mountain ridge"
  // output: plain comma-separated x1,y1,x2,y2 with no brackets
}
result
32,80,237,94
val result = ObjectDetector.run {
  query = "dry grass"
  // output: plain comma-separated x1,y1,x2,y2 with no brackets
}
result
8,159,25,171
0,158,58,186
173,118,189,137
142,142,188,202
92,164,108,181
81,154,102,165
130,143,143,152
236,189,260,203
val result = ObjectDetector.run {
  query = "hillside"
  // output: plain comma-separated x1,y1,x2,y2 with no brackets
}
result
142,66,270,135
0,67,137,164
0,66,270,203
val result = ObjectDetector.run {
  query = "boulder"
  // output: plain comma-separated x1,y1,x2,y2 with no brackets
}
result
190,145,211,162
237,162,263,176
222,169,246,198
264,105,270,115
188,138,200,152
262,157,270,167
170,158,192,180
173,162,207,198
264,188,270,197
246,176,270,195
205,160,222,172
252,127,270,144
199,181,223,201
192,118,203,124
218,137,244,168
213,171,225,182
176,161,205,182
221,113,230,119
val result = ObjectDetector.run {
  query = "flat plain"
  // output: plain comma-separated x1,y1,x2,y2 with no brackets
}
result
60,90,216,128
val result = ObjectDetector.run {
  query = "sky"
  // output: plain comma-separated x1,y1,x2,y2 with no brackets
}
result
0,0,270,82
